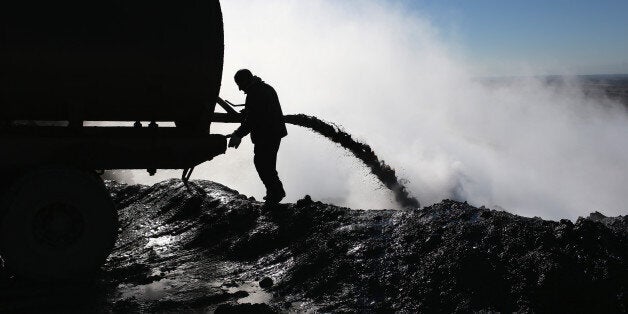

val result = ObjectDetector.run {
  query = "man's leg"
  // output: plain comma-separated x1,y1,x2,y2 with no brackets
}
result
253,139,284,201
266,139,285,199
253,144,271,194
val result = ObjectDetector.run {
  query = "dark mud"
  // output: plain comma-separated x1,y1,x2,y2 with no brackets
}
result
285,114,420,209
0,179,626,313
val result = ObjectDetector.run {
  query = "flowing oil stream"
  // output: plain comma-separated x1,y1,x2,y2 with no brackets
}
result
284,114,420,209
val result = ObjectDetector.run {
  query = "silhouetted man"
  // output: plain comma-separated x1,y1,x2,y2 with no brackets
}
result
228,69,287,203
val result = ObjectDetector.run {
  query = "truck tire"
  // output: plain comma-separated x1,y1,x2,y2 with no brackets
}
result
0,167,118,280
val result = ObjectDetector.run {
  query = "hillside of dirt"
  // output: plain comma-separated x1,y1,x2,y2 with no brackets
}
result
0,179,626,313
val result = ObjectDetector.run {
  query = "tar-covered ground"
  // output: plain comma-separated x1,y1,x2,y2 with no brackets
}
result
0,179,626,313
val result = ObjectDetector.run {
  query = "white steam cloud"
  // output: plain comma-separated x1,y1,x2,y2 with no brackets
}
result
123,0,628,220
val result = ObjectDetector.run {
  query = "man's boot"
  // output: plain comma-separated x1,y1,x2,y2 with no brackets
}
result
264,189,285,204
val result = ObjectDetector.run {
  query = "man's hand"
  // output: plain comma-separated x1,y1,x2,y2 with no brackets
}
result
227,134,242,149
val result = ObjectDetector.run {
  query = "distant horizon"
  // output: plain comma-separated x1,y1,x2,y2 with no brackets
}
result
477,73,628,80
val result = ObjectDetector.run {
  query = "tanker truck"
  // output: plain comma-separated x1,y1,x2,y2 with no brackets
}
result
0,1,234,279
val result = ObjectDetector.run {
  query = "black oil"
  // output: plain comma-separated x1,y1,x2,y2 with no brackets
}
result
1,179,625,312
285,114,420,209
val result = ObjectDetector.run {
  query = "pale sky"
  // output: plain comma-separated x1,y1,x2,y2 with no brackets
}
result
396,0,628,75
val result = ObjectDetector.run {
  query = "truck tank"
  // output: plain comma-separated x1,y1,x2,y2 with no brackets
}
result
0,1,228,280
0,0,224,130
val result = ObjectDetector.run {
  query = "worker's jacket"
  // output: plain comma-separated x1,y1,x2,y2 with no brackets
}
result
233,77,288,144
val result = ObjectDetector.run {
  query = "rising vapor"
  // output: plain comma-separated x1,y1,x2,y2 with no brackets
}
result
124,0,628,220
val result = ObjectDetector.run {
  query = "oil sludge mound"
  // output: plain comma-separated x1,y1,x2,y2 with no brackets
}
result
0,179,625,312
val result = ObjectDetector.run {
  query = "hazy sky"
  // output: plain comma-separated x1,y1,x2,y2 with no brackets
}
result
397,0,628,75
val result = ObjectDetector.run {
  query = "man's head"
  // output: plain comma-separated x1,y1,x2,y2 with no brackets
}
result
234,69,254,93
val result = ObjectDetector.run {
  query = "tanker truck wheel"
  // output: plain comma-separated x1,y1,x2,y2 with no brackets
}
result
0,168,118,280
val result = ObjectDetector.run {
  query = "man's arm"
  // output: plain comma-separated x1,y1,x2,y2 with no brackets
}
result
228,96,256,148
227,114,250,148
232,108,252,139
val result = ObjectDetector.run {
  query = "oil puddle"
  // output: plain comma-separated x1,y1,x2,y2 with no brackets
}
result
210,280,273,304
119,278,180,301
232,282,273,304
145,235,175,248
